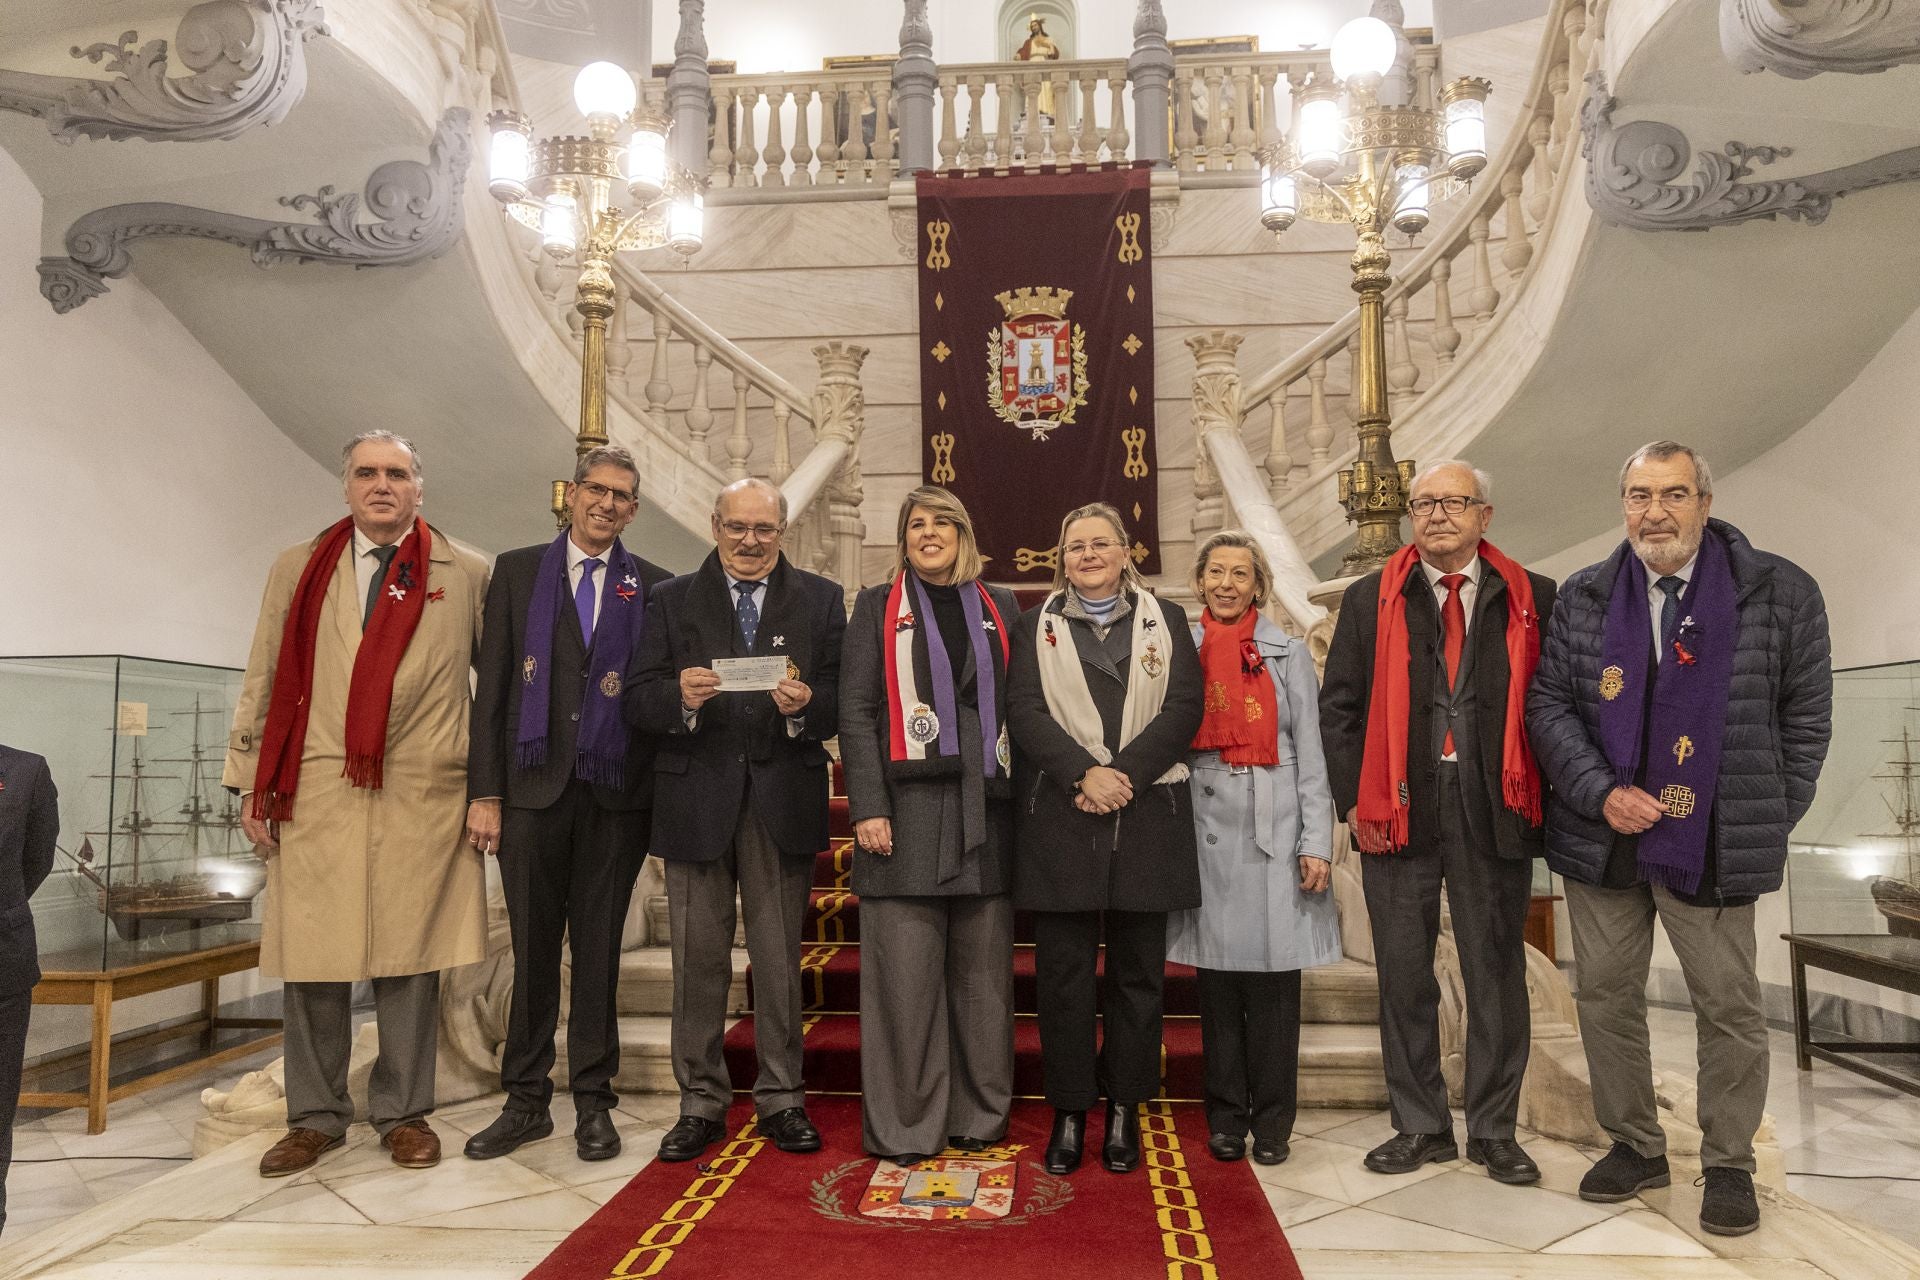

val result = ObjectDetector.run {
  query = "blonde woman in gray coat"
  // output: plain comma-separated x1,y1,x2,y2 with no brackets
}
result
1168,531,1341,1165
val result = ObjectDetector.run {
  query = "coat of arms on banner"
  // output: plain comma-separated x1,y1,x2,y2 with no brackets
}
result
988,286,1088,440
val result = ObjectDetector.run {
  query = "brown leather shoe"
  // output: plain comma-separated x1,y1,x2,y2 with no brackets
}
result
259,1126,344,1178
381,1119,442,1169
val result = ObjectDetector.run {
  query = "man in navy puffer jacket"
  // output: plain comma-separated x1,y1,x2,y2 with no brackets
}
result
1527,441,1830,1239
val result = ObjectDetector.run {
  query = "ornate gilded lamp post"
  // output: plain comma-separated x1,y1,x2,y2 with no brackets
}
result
487,62,708,525
1258,18,1489,575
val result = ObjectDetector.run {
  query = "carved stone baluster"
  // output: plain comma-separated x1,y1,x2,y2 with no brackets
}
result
770,400,794,485
993,73,1015,169
1430,254,1461,370
534,253,565,303
1256,65,1282,153
1563,3,1590,79
727,369,752,479
1229,65,1256,169
606,282,633,397
762,85,788,187
812,342,871,605
1047,68,1070,163
709,89,735,188
790,85,815,185
1077,69,1101,161
843,83,870,182
1021,73,1044,162
733,86,762,187
816,83,842,182
1546,58,1573,172
1201,65,1227,170
1466,213,1500,338
871,81,896,178
1525,114,1553,222
1387,293,1417,398
1266,389,1291,500
965,75,988,172
1186,331,1244,540
938,77,960,170
686,343,715,449
1413,47,1439,110
1500,167,1533,276
1106,74,1130,162
1306,358,1333,463
645,308,673,417
1173,70,1197,172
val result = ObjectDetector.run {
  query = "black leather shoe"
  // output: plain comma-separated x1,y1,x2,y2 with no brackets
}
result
1364,1131,1458,1174
761,1106,822,1152
1207,1133,1246,1162
657,1115,725,1163
1578,1142,1671,1203
462,1108,554,1160
1252,1138,1290,1165
1698,1167,1760,1236
1102,1102,1141,1173
576,1108,621,1161
1466,1137,1541,1185
946,1135,992,1152
1044,1110,1085,1175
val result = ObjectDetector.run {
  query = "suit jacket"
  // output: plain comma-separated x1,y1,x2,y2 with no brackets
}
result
1007,590,1204,913
469,542,672,813
625,551,846,862
0,746,58,995
1319,555,1557,861
221,523,491,981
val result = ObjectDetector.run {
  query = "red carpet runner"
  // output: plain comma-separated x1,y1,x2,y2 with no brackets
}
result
525,1096,1305,1280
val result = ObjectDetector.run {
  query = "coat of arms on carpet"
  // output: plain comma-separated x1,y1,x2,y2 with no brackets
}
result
809,1147,1074,1230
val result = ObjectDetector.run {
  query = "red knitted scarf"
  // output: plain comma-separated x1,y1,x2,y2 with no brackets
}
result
1192,608,1280,766
250,518,430,820
1354,541,1542,852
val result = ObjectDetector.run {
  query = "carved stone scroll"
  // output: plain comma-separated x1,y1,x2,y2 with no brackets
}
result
0,0,327,143
38,108,471,313
1722,0,1920,78
1580,71,1920,232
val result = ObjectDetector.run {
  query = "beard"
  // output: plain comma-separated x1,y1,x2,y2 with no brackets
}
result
1630,520,1704,574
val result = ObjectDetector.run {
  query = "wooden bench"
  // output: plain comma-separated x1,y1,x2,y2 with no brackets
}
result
21,939,282,1134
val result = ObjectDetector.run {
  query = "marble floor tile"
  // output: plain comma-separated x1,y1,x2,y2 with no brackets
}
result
1362,1169,1621,1251
576,1173,635,1206
1260,1182,1346,1229
1543,1209,1717,1257
1254,1134,1454,1206
505,1122,666,1188
410,1186,599,1230
229,1180,372,1225
1523,1133,1602,1198
325,1150,568,1225
35,1220,566,1280
1291,1107,1379,1137
1283,1205,1525,1253
50,1116,191,1162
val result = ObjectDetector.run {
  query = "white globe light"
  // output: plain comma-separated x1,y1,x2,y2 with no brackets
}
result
1330,16,1397,82
573,60,637,120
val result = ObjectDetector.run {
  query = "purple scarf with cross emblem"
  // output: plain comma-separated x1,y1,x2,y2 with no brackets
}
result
517,533,646,787
1594,528,1738,896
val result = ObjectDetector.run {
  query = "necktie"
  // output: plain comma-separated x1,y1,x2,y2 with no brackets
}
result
1656,575,1685,663
734,580,760,651
575,557,602,646
363,544,398,627
1440,572,1467,756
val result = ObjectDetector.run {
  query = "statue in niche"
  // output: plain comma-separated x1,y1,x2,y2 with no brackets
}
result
1015,13,1061,119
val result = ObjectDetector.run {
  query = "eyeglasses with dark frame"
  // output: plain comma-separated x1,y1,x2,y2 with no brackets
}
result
575,480,637,506
1408,495,1484,518
718,519,785,541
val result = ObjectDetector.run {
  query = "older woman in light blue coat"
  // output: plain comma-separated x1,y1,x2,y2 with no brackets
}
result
1168,531,1340,1166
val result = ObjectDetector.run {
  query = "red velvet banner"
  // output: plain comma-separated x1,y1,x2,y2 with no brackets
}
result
916,166,1160,583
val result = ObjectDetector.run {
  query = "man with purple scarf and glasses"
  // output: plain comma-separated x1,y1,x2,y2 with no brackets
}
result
464,446,671,1163
1527,440,1831,1238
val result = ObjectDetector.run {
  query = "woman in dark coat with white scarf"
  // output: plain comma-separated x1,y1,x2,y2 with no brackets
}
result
1008,501,1204,1176
840,486,1020,1166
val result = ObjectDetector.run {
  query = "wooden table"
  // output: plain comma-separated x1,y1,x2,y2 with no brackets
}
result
21,938,282,1134
1783,932,1920,1098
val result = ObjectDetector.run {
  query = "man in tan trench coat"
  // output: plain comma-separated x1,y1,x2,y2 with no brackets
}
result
223,430,489,1178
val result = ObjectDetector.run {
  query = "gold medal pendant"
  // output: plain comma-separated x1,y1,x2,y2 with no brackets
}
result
1599,665,1625,701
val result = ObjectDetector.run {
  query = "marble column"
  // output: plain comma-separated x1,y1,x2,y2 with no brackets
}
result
892,0,936,175
1126,0,1173,167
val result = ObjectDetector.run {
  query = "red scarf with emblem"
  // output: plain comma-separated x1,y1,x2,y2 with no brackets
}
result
1355,541,1542,852
250,517,430,820
1192,608,1280,766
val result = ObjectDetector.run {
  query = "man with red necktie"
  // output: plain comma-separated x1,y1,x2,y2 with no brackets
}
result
1320,460,1557,1187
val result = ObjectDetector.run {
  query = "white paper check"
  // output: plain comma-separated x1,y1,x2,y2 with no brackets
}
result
711,655,790,691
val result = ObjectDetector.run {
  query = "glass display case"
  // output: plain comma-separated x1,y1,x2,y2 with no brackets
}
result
1787,659,1920,940
0,654,265,973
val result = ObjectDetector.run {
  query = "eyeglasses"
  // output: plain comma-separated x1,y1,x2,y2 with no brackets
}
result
1623,488,1699,513
1408,495,1483,517
1062,538,1123,557
718,519,784,541
576,480,637,506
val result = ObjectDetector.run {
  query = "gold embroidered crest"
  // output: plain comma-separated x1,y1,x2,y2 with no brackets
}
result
1204,681,1228,713
1599,665,1625,701
1673,735,1694,766
1659,784,1696,818
599,671,622,698
1244,695,1263,722
522,656,537,684
1140,644,1164,678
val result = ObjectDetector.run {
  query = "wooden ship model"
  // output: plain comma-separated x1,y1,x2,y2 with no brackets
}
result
60,698,265,942
1864,706,1920,941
